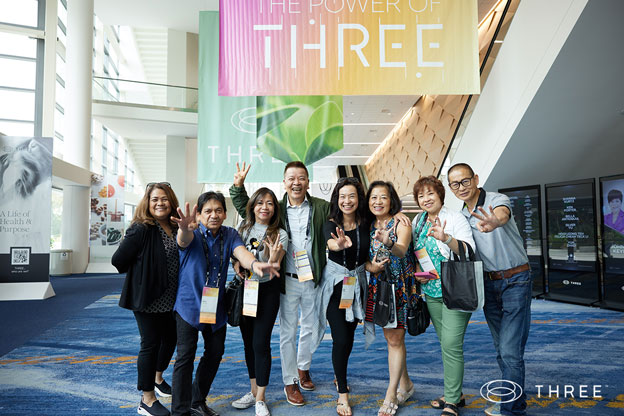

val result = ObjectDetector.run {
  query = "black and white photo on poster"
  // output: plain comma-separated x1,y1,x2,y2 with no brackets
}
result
0,137,53,281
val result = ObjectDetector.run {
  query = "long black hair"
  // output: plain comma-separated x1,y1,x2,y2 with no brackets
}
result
328,177,368,227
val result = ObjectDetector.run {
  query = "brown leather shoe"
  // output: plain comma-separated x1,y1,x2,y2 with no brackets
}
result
298,369,315,391
284,383,305,406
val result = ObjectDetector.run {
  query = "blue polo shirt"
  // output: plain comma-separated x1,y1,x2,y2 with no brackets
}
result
174,224,243,331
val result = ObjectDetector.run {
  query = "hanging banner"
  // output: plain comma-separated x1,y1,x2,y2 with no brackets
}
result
0,137,53,283
257,95,343,165
199,11,286,183
219,0,479,96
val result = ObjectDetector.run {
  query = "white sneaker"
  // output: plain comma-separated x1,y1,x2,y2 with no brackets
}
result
485,403,501,416
255,401,270,416
232,391,255,409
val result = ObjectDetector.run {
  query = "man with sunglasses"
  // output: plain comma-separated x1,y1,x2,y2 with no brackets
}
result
447,163,531,416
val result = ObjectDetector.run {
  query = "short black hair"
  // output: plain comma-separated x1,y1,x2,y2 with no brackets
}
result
284,161,309,178
608,189,623,203
197,191,227,213
448,163,475,178
366,180,402,216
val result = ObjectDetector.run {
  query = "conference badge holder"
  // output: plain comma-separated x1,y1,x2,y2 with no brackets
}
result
200,287,219,324
243,278,259,317
295,250,313,282
339,276,356,309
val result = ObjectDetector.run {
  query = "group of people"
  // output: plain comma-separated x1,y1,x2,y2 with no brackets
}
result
112,161,533,416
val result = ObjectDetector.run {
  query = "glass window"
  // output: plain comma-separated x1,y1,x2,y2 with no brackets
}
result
0,32,37,58
0,0,39,28
53,135,63,159
57,0,67,29
0,120,34,136
0,58,37,90
0,89,35,121
56,53,65,80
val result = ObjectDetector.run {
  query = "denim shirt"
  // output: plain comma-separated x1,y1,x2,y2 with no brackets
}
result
174,224,243,331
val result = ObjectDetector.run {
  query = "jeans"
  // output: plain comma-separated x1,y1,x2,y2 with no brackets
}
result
171,313,227,416
133,311,177,392
483,270,532,416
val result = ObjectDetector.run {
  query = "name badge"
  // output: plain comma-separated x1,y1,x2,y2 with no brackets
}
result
199,287,219,324
294,250,313,282
243,279,259,317
339,276,356,309
415,248,439,277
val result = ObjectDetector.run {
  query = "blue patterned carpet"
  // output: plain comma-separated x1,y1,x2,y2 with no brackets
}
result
1,278,623,415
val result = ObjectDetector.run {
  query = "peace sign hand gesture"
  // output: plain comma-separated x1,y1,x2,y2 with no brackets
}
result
330,227,352,250
427,217,448,242
373,220,395,247
264,235,284,263
471,205,502,233
172,202,198,232
234,161,251,187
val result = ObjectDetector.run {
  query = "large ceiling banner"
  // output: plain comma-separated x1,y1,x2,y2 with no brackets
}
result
219,0,479,96
198,11,286,183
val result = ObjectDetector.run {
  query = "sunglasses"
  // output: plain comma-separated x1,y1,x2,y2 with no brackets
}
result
146,182,171,190
337,177,360,184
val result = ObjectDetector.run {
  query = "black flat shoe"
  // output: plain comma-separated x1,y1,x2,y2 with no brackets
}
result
430,395,466,409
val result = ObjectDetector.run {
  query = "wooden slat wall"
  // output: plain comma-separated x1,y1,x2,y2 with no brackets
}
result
364,0,519,198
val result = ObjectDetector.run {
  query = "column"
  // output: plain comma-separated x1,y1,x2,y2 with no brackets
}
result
62,0,94,273
165,135,186,205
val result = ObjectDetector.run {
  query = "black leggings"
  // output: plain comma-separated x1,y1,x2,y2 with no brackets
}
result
327,281,358,394
239,277,281,387
133,310,177,391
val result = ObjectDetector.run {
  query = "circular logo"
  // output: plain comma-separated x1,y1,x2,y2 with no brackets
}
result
563,280,570,285
230,107,256,134
480,380,523,404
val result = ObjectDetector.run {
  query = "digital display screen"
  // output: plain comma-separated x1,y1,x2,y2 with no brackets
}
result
502,187,542,255
601,175,624,275
546,182,596,272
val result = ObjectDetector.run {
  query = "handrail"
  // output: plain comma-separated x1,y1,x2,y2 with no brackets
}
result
92,75,198,90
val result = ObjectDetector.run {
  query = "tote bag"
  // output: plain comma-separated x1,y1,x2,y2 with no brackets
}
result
440,241,484,313
373,266,396,327
225,275,244,326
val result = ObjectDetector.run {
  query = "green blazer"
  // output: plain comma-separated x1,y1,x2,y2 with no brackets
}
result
229,185,330,293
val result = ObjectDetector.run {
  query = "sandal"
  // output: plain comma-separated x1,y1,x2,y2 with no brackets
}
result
396,383,415,404
430,394,466,409
441,403,459,416
336,401,352,416
377,400,398,416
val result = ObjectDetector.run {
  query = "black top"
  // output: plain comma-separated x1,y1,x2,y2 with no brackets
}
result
112,222,170,311
142,223,179,313
323,220,370,270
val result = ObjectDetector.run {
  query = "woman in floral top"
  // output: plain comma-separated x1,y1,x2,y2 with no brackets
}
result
364,181,418,416
412,176,475,416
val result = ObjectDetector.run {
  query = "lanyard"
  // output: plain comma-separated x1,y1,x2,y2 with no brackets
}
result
342,225,360,270
200,230,225,288
285,201,313,242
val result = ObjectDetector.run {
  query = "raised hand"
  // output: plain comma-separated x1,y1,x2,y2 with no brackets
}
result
233,161,251,187
471,205,502,233
253,261,281,279
427,217,448,242
395,212,412,228
330,227,353,250
264,235,284,263
373,220,395,246
172,202,198,232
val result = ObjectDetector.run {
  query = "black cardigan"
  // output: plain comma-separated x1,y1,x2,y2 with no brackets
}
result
112,222,169,311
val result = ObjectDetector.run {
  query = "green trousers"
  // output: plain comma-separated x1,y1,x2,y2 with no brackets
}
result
425,295,471,404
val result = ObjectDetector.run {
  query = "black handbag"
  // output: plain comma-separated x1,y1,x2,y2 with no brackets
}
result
225,275,244,327
373,266,395,327
440,241,484,312
406,296,430,336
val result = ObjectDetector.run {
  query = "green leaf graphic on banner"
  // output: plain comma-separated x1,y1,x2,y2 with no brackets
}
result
256,96,343,165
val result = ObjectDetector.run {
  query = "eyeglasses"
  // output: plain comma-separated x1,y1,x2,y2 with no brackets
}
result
146,182,171,190
448,176,473,190
337,177,360,184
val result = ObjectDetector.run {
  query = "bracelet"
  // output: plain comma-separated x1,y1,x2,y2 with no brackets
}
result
386,240,395,249
443,235,453,245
